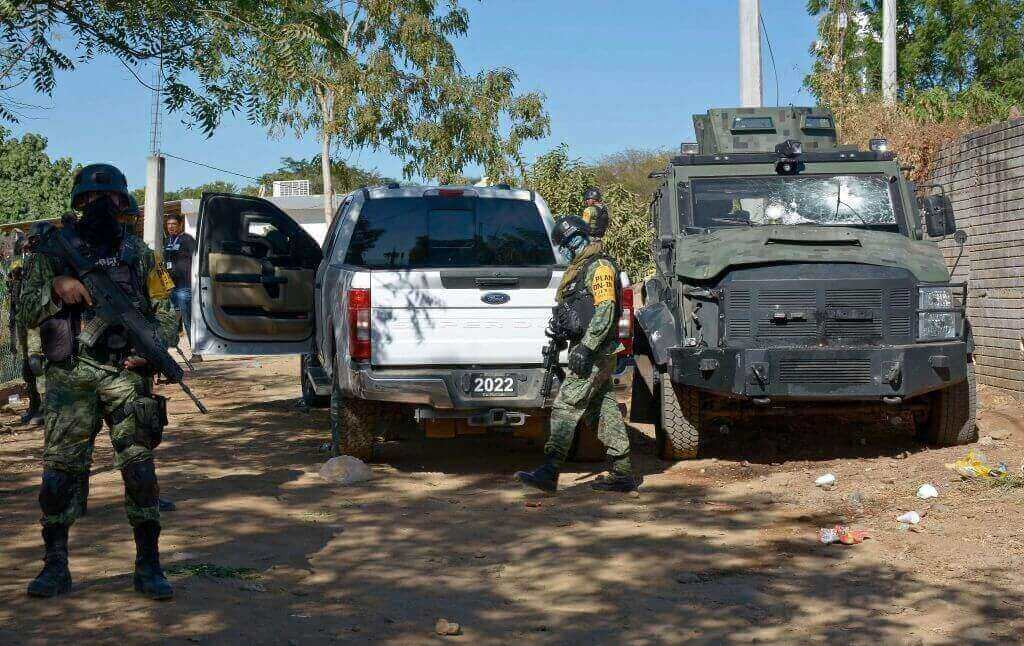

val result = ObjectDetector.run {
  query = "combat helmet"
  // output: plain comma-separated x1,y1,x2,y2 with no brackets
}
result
71,163,129,208
551,215,590,248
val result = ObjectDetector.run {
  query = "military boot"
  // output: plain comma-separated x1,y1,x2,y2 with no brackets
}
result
19,400,42,426
26,525,72,598
132,521,173,600
514,458,560,494
589,472,638,493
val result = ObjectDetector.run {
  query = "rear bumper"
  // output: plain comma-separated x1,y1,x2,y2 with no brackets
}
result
348,364,553,410
668,342,967,401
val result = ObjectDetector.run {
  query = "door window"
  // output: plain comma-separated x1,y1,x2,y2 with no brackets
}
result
200,195,321,275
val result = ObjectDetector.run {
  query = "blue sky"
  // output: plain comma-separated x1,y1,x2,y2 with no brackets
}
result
7,0,821,193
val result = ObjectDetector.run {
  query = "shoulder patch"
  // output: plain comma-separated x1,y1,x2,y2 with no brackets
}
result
582,205,597,227
590,263,615,305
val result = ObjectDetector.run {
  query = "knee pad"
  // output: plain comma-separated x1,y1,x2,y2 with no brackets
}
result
122,460,160,509
39,469,76,516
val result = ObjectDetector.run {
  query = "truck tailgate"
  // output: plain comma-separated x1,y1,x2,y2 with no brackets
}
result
369,269,560,367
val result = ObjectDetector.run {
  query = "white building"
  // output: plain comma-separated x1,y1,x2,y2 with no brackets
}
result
175,194,342,246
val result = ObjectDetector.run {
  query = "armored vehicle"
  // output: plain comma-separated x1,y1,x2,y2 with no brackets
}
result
631,107,975,459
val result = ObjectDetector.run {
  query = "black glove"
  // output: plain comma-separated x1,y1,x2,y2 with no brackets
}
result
568,344,595,377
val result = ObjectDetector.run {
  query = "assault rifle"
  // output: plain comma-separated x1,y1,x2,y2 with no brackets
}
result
540,333,566,401
38,226,208,413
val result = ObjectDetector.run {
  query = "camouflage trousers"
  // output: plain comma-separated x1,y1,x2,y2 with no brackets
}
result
16,324,43,405
545,350,632,474
40,356,159,528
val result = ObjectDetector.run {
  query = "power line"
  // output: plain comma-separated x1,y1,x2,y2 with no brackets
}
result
161,152,262,182
759,10,781,106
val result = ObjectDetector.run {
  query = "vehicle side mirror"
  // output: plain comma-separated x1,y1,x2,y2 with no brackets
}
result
920,194,955,237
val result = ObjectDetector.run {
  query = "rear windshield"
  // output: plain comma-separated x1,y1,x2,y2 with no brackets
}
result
344,196,555,269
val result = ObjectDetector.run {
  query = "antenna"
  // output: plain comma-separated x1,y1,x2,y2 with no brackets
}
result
149,58,163,155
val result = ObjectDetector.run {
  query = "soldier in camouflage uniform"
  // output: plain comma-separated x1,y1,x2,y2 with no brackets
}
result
515,215,635,494
7,228,44,424
21,164,179,600
581,187,610,242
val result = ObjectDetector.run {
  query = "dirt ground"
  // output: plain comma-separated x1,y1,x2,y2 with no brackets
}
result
1,355,1023,644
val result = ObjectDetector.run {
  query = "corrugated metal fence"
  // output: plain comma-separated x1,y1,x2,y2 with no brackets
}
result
929,117,1024,397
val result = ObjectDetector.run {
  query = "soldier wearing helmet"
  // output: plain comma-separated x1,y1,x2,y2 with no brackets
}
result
7,227,44,425
581,187,610,241
20,163,179,601
514,215,635,494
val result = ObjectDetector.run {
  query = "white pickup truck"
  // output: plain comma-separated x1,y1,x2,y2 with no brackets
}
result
189,185,633,460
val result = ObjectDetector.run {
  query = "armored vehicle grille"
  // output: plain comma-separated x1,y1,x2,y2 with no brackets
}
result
824,320,883,338
779,360,873,385
826,289,882,307
758,289,816,308
722,267,916,347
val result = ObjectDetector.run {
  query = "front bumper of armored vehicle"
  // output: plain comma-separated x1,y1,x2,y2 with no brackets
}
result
668,341,968,401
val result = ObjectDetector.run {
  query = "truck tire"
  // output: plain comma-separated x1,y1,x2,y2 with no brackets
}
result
300,354,329,408
330,368,378,461
655,372,702,460
925,363,978,447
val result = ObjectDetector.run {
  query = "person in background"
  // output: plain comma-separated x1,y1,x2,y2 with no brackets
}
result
162,213,195,343
7,228,44,424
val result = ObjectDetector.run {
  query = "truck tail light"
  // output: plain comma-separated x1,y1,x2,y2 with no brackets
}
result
348,288,371,361
618,286,634,356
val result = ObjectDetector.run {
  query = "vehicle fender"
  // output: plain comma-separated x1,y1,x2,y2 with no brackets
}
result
635,301,679,368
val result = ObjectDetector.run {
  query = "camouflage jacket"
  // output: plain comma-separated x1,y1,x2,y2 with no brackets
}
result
557,243,623,355
16,230,179,353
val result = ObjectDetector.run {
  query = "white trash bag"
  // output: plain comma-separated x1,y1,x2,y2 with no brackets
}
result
319,455,372,485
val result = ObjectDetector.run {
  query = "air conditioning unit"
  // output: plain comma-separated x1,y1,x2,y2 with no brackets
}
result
272,179,311,197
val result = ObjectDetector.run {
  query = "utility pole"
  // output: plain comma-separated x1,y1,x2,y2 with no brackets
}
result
739,0,763,108
144,59,166,249
882,0,897,104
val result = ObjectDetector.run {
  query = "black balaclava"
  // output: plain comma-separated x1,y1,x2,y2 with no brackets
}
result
78,195,122,253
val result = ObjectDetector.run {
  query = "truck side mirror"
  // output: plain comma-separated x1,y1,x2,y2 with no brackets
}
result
921,194,955,237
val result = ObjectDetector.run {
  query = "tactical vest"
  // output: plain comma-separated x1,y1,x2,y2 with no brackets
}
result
555,253,622,344
37,227,149,363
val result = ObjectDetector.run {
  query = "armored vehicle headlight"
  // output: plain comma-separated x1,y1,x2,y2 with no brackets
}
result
918,287,957,341
869,138,890,153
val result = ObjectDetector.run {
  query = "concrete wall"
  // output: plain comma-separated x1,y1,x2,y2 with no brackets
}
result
929,118,1024,396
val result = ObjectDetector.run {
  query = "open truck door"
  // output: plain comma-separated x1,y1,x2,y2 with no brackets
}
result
191,192,322,356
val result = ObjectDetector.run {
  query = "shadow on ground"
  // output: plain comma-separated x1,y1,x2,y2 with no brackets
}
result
0,358,1018,644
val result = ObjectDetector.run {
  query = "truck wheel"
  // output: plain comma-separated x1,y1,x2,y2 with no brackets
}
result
330,369,378,461
655,372,702,460
925,363,978,447
300,354,329,408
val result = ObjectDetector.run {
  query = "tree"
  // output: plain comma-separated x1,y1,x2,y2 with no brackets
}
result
240,0,549,222
806,0,1023,118
594,149,673,198
0,125,76,223
526,145,654,282
0,1,341,131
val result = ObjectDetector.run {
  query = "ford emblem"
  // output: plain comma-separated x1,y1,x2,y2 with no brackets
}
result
482,292,510,305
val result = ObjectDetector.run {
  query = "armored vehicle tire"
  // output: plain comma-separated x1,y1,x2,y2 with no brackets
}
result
925,363,978,447
300,354,329,408
330,370,378,461
656,372,702,460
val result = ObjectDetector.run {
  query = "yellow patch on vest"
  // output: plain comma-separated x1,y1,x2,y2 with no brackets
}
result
147,267,175,300
590,264,615,305
582,205,597,226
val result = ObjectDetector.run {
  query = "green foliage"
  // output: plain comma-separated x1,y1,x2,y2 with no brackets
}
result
0,1,339,131
594,149,673,198
807,0,1024,120
0,126,76,223
239,0,549,198
526,145,655,282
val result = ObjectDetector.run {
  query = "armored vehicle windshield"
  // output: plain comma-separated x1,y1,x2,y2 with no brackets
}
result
691,174,897,230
